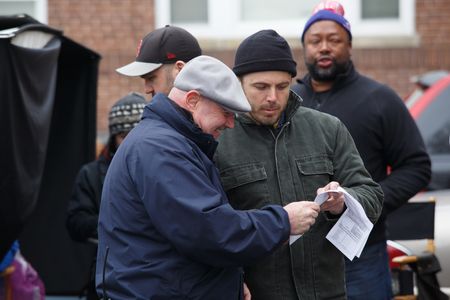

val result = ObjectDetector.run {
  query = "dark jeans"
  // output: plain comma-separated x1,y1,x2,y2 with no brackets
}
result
345,241,393,300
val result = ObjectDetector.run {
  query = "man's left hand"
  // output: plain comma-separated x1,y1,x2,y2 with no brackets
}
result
317,181,345,215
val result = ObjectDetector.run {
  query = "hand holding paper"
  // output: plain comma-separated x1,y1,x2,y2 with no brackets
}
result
283,201,320,235
289,186,374,261
316,181,345,215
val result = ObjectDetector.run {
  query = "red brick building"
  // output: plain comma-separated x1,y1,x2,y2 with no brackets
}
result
42,0,450,139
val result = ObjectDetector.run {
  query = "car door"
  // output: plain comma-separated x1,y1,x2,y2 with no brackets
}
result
408,74,450,190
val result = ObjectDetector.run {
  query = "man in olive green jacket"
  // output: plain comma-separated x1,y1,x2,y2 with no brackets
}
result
215,29,383,300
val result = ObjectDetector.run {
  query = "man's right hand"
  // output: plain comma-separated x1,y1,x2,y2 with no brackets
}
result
283,201,320,235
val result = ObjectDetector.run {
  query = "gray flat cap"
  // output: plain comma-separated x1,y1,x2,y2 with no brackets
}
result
174,55,251,113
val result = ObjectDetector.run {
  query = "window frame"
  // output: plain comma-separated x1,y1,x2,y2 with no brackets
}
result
155,0,416,41
0,0,48,24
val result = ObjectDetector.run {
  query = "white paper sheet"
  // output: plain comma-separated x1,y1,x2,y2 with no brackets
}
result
289,187,373,261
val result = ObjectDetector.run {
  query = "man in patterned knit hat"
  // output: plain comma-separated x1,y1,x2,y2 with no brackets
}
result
66,92,146,300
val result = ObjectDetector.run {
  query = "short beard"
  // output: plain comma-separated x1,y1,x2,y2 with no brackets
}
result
306,59,349,82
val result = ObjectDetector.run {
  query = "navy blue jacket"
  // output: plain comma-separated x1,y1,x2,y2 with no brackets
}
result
96,94,290,299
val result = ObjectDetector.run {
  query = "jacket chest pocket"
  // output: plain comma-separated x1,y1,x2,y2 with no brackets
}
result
296,155,334,201
220,162,271,210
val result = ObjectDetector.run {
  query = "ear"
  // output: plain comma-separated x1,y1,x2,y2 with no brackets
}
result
173,60,186,76
185,90,201,112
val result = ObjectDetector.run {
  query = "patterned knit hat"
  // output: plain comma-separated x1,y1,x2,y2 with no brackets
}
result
109,92,147,135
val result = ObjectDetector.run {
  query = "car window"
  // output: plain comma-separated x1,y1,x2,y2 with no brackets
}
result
415,86,450,154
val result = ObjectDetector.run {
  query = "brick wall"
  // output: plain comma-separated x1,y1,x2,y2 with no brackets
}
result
48,0,450,137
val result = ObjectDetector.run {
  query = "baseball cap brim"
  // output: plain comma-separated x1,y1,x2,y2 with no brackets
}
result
116,61,163,77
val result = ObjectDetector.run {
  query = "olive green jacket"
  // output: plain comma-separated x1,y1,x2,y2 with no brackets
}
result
215,92,383,300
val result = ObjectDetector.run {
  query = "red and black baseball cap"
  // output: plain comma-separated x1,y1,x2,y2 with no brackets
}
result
116,25,202,77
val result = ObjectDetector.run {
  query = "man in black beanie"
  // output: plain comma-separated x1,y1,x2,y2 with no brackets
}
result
215,29,384,299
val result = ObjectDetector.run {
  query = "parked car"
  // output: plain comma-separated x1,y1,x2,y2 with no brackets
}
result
406,70,450,190
387,71,450,296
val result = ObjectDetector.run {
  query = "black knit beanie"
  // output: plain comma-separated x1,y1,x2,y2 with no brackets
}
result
233,29,297,78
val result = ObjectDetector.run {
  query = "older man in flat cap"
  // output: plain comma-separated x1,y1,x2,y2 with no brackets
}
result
96,55,318,300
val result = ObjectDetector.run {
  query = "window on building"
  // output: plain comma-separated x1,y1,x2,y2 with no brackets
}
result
240,0,314,21
362,0,399,19
0,0,47,23
171,0,208,23
155,0,415,44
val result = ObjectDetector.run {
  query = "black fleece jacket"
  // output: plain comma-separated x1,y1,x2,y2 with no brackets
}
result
292,62,431,245
66,154,110,242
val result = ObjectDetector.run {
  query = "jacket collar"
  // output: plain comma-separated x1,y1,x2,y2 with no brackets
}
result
142,93,218,159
